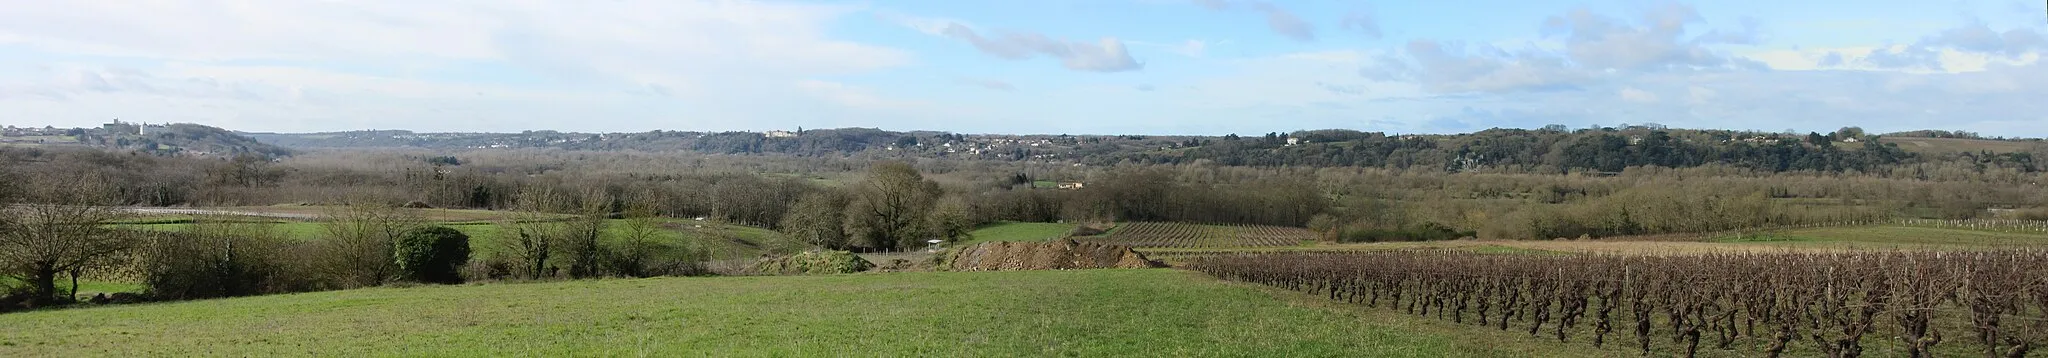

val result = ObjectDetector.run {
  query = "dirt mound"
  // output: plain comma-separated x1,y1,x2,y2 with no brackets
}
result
749,250,875,275
943,239,1161,271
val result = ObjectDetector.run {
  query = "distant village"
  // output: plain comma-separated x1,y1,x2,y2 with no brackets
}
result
1,120,282,158
2,120,165,145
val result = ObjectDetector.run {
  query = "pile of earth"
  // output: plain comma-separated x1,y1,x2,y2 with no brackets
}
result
749,250,875,275
942,239,1161,271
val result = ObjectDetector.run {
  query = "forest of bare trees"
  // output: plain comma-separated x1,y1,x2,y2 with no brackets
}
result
4,145,2044,243
4,126,2048,311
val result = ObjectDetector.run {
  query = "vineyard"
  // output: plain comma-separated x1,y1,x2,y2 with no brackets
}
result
1191,250,2048,358
1078,222,1315,248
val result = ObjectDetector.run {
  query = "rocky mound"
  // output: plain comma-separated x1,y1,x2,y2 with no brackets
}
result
749,250,875,275
942,239,1161,271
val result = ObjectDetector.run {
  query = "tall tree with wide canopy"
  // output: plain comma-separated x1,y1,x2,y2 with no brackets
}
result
842,162,943,251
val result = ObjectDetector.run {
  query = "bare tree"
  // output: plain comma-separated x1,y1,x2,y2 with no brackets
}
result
843,162,943,251
779,191,849,249
0,173,135,306
927,195,975,244
498,187,567,279
315,201,421,288
608,199,665,277
562,189,611,278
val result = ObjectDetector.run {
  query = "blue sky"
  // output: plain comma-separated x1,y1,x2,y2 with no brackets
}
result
1,0,2045,136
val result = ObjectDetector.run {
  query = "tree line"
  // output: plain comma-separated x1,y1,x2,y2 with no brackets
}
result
6,144,2047,245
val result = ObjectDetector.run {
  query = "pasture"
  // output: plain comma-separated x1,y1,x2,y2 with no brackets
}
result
1712,225,2048,248
0,269,1604,357
1878,136,2041,154
36,208,2048,357
110,206,802,268
959,221,1076,245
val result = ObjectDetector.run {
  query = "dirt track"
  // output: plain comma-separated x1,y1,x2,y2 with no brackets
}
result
124,207,322,220
943,239,1159,271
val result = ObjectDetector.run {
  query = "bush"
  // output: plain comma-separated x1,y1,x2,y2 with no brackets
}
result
137,224,316,300
602,240,710,278
461,258,515,282
1067,223,1109,237
1336,222,1472,243
394,226,471,284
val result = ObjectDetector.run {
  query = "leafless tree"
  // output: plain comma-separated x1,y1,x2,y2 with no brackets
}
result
0,173,135,306
498,187,567,279
562,189,610,278
843,162,942,251
314,200,421,288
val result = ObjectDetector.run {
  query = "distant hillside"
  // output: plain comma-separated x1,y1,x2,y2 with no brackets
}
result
74,124,293,158
241,126,2048,174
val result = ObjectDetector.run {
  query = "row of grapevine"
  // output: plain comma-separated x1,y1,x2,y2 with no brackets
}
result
1191,250,2048,358
1080,222,1315,248
1897,219,2048,234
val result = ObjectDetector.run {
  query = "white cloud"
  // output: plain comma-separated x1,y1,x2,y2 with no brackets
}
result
1249,2,1316,42
1686,86,1717,105
938,23,1143,72
1339,11,1383,40
795,80,929,111
1618,87,1659,103
1739,46,2041,73
1194,0,1316,42
954,78,1018,91
0,1,912,89
0,0,919,132
1129,40,1209,58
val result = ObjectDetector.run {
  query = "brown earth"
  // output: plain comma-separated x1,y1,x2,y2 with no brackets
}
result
943,239,1161,271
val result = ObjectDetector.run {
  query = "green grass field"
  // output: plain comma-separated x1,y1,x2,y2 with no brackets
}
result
0,278,143,297
1878,136,2041,154
1712,225,2048,248
115,221,331,240
446,220,795,260
959,221,1076,245
0,269,1608,357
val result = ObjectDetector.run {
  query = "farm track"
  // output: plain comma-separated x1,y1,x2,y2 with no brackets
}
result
124,207,322,220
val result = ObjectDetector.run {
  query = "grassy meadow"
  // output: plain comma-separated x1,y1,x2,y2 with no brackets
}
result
1711,225,2048,248
32,204,2048,356
0,269,1609,357
109,205,798,261
1877,136,2042,154
959,221,1076,245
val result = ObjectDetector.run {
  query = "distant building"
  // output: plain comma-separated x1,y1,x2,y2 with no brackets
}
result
1057,182,1086,190
104,119,140,135
140,123,167,136
764,130,797,138
1842,137,1861,143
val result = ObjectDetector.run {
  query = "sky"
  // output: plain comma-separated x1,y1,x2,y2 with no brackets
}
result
1,0,2045,136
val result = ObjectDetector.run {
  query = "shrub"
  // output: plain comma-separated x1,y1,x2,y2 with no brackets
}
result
137,223,316,300
1067,223,1109,237
394,226,471,284
602,240,710,278
461,257,515,282
1336,222,1472,243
